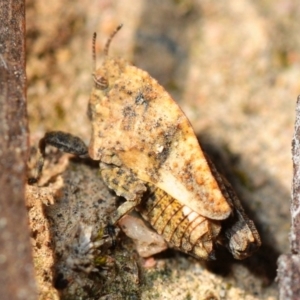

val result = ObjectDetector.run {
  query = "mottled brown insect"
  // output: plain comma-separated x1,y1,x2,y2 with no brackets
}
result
31,25,261,260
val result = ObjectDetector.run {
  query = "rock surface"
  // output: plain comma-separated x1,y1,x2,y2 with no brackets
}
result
26,0,299,299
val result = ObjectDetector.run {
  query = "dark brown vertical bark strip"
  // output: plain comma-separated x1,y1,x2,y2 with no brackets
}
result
0,0,37,299
277,97,300,300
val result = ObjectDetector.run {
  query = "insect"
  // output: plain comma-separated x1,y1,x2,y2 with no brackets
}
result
30,25,261,260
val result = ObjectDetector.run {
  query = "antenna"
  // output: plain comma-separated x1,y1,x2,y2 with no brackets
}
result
92,32,97,72
104,24,123,56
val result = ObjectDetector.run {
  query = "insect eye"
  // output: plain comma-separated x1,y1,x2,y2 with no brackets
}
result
93,74,108,90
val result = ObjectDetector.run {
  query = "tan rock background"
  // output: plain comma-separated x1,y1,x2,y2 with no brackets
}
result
26,0,300,299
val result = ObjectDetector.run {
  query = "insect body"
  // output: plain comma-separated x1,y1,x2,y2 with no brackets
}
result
89,26,231,223
138,183,221,260
31,25,261,260
88,25,261,259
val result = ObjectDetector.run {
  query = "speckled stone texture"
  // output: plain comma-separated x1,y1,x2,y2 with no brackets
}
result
26,0,299,299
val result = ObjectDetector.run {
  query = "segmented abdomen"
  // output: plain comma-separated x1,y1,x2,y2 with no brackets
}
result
137,184,221,260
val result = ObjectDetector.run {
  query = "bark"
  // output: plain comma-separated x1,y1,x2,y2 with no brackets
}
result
277,96,300,300
0,0,37,299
